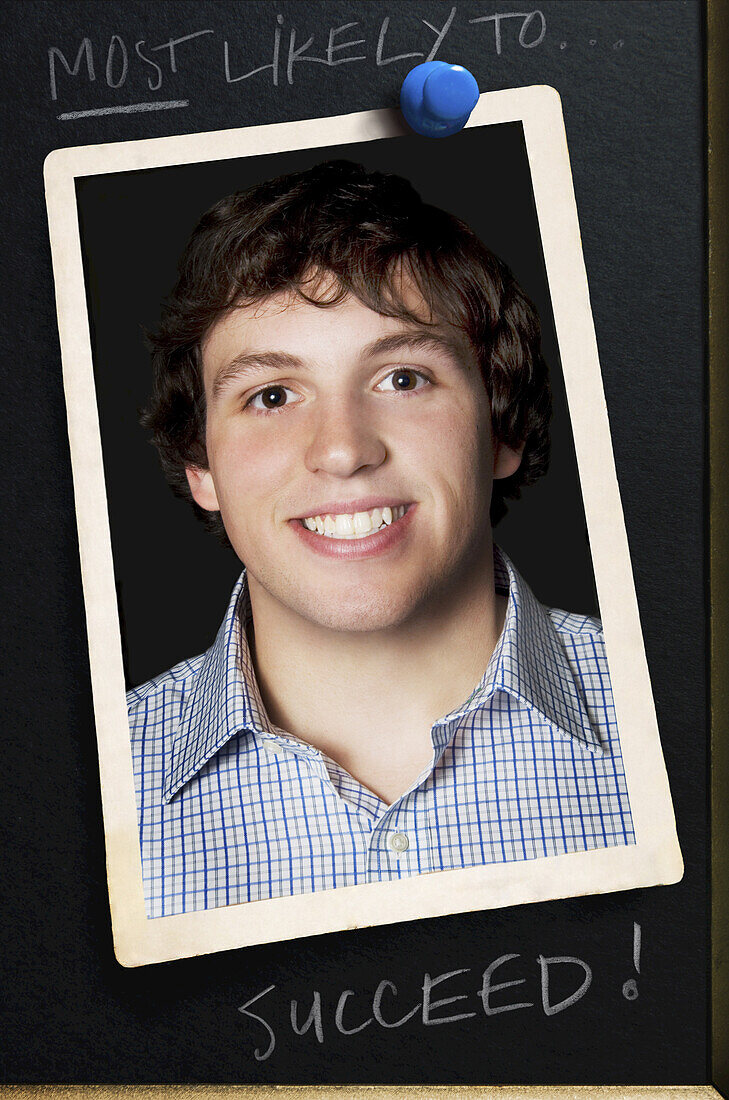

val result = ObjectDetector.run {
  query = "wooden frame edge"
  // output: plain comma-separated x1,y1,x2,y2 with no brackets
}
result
709,0,728,1094
0,1087,723,1098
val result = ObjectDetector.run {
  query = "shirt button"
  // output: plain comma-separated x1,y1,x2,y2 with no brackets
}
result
389,832,409,853
264,740,287,756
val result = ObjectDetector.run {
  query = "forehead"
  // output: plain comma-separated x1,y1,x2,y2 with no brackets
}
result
200,284,472,379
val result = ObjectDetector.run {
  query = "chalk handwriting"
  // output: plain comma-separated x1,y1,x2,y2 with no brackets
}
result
479,953,533,1015
49,28,214,100
235,943,635,1062
48,8,551,113
622,920,641,1000
538,955,592,1016
468,10,547,54
49,38,95,102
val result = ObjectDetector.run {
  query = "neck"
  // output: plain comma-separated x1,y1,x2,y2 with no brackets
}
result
247,544,506,803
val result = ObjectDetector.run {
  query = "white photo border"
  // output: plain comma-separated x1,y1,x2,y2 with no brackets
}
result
44,86,682,968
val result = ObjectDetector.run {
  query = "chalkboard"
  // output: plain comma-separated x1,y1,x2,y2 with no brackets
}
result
2,0,713,1091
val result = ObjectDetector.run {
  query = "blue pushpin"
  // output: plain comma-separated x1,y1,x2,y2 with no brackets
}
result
400,61,480,138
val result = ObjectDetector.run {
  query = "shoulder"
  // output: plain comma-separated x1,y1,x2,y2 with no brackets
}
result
126,653,206,735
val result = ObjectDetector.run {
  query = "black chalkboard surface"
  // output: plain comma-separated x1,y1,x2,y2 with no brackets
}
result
2,0,710,1089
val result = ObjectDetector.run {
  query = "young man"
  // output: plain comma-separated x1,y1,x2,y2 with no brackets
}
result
128,160,634,918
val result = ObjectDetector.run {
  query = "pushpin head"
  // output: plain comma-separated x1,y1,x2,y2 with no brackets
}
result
400,61,479,138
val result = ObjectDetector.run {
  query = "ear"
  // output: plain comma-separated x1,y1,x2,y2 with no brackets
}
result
493,440,525,481
185,466,220,512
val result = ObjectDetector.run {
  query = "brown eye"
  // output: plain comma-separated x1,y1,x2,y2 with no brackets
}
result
393,370,418,390
377,368,429,393
261,386,286,407
249,385,291,410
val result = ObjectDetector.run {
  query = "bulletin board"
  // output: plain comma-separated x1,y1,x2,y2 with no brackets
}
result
2,1,724,1095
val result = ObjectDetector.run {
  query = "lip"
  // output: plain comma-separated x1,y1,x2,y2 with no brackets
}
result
292,498,411,521
290,503,416,560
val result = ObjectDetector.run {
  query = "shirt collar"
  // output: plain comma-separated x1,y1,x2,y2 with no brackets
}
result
162,574,272,802
437,546,604,756
163,545,603,800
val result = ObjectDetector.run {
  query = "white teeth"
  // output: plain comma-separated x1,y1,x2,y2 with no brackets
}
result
300,505,408,539
335,513,354,536
354,511,372,535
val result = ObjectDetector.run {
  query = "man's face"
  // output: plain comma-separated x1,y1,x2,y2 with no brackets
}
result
188,286,522,634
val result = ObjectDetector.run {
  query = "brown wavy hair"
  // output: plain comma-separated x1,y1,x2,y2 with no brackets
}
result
143,159,551,538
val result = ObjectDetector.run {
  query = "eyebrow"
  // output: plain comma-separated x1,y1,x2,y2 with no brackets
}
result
210,329,470,401
359,330,469,363
211,351,304,401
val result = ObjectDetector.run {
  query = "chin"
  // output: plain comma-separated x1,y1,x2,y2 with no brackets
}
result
284,567,457,634
245,536,489,635
302,588,422,634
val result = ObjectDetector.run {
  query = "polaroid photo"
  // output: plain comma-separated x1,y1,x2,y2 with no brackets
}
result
44,86,682,967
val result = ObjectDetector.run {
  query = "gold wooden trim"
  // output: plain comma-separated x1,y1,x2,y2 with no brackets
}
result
709,0,729,1093
0,1088,722,1100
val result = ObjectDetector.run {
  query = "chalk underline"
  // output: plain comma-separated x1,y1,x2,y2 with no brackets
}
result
57,100,189,120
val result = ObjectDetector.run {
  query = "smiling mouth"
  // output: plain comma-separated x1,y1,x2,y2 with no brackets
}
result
299,505,409,540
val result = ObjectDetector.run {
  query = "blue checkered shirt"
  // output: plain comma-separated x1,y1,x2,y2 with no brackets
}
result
127,548,635,918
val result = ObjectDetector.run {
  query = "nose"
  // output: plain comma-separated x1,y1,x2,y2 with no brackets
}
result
304,395,387,478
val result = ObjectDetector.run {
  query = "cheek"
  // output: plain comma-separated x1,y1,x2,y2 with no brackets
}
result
416,400,494,528
407,397,493,476
207,425,293,517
